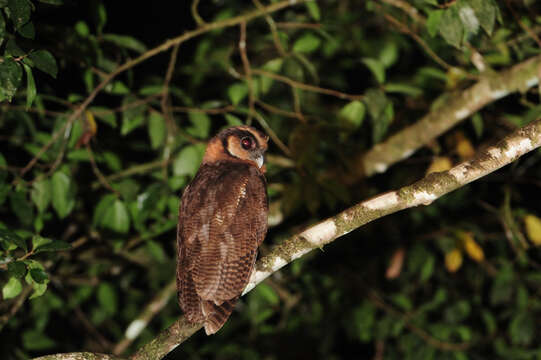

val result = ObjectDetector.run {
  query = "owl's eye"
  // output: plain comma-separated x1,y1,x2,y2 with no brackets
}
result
241,137,253,150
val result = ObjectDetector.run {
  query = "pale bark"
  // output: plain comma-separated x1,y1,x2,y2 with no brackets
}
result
133,118,541,360
360,55,541,177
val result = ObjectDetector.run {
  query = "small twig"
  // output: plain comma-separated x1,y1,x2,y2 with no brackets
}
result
170,104,235,114
114,280,176,356
252,68,364,101
161,43,181,180
86,143,120,195
234,108,292,156
239,21,255,123
191,0,206,26
291,87,305,122
0,285,32,330
276,22,322,30
72,304,113,352
91,160,168,190
255,99,304,120
382,12,453,71
505,0,541,48
253,0,288,56
18,113,74,180
367,291,471,351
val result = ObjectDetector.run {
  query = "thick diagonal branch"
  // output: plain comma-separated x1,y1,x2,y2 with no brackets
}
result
129,118,541,360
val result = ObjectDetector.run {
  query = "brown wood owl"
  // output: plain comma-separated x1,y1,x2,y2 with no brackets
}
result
176,126,269,335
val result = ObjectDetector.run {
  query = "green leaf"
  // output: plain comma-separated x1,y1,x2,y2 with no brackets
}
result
0,12,6,46
74,20,89,37
29,268,48,284
5,38,24,56
260,58,283,94
51,171,76,219
457,2,480,35
0,228,27,252
8,261,26,278
225,113,243,126
338,101,365,129
29,50,58,78
34,239,71,254
102,34,147,53
2,277,22,299
305,1,321,21
146,240,166,263
364,89,394,143
93,194,116,227
25,260,49,299
361,58,385,84
254,283,279,305
97,282,117,315
352,302,375,342
148,112,165,149
101,199,130,233
186,112,210,139
10,190,34,227
7,0,31,29
0,184,9,207
121,96,145,135
426,10,443,37
173,145,203,177
509,311,534,346
471,113,483,138
17,20,34,38
392,294,413,311
106,81,130,95
379,42,399,68
23,64,36,109
103,151,121,171
0,57,23,102
439,6,464,48
227,82,249,105
89,106,117,128
470,0,496,35
31,179,51,214
420,255,435,282
384,83,423,97
481,310,497,335
94,2,106,34
293,33,321,54
32,234,51,249
22,330,55,350
0,152,7,184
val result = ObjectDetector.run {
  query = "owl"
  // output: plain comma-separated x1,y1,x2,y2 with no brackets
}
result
176,126,269,335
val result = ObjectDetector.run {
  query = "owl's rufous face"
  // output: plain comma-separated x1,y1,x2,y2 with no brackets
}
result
202,126,269,170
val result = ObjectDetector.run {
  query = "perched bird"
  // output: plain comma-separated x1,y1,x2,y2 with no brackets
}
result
176,126,269,335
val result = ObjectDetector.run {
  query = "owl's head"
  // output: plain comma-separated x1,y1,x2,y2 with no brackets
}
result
203,126,269,169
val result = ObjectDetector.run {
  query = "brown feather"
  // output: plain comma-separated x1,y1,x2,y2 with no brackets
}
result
176,126,268,334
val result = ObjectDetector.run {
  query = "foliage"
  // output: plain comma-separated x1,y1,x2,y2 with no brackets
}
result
1,0,541,359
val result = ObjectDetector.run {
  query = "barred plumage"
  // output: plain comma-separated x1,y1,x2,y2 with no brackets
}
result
176,126,268,335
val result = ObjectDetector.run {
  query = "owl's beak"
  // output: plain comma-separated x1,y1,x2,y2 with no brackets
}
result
254,154,264,168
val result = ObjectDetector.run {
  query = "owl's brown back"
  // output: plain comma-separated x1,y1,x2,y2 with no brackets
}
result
176,161,268,334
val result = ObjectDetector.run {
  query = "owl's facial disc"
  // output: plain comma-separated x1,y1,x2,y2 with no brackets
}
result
226,130,267,168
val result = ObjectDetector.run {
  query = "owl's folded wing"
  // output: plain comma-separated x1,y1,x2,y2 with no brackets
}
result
178,164,267,303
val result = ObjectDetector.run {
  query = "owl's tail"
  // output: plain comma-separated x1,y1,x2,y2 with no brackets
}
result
202,298,238,335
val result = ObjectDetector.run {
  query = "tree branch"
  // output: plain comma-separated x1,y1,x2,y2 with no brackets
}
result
33,120,541,360
33,353,125,360
112,118,541,360
360,55,541,177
